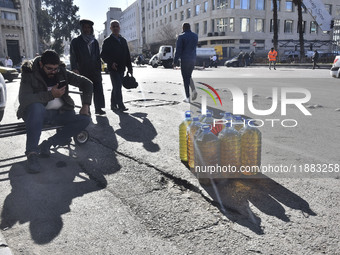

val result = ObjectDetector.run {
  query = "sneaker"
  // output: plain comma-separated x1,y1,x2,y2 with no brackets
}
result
183,98,190,103
39,140,51,158
191,90,198,101
95,109,106,115
27,153,41,174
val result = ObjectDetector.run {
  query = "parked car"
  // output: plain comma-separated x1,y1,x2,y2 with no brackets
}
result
101,60,109,74
149,54,159,68
224,56,240,67
330,55,340,78
0,63,19,82
0,73,6,122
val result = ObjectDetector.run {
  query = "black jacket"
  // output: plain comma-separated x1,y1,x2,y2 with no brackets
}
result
17,57,93,119
70,35,102,81
100,34,132,74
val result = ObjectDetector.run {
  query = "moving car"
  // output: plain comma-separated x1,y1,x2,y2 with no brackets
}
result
330,55,340,78
0,73,6,122
0,63,19,82
224,56,240,67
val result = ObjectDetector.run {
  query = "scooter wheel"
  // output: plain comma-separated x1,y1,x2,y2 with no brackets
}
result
73,130,89,145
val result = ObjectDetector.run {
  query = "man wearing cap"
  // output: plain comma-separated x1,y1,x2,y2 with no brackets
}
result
70,19,105,115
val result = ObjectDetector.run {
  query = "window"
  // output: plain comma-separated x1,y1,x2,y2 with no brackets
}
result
284,20,293,33
204,20,208,34
187,0,191,2
180,11,184,20
156,10,158,17
217,0,227,9
0,0,15,8
256,0,265,10
169,2,173,11
181,0,184,6
241,0,250,9
1,11,18,20
230,0,235,8
297,21,306,33
241,18,250,32
160,7,162,15
212,0,215,10
271,0,280,11
229,17,234,31
211,19,215,32
286,0,293,12
216,18,228,32
195,4,200,15
164,5,167,13
175,13,177,20
195,23,199,34
255,19,264,32
175,0,178,8
324,4,332,14
310,21,317,34
169,15,172,22
270,19,280,32
187,8,191,18
204,1,208,12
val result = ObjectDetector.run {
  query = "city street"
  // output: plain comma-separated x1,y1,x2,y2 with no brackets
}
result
0,65,339,254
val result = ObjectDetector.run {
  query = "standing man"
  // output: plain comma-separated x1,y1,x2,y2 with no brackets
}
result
101,20,132,112
5,56,13,67
173,23,198,103
312,50,320,69
18,50,93,174
268,47,277,70
70,19,105,115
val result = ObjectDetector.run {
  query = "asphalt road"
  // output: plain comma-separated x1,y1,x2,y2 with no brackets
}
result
0,65,339,254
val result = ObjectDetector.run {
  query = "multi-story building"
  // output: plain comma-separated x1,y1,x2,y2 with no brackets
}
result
0,0,39,65
142,0,340,57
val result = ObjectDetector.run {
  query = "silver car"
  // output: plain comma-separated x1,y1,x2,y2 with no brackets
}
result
0,73,6,122
330,56,340,78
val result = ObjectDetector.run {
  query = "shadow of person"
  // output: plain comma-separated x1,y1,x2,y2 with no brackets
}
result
115,112,160,152
199,175,316,235
0,153,105,244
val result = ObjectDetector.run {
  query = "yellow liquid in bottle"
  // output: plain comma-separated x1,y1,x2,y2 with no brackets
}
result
179,120,192,161
240,127,261,175
187,123,200,169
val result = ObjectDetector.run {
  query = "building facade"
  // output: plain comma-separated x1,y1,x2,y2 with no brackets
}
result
104,7,122,38
0,0,39,65
141,0,340,57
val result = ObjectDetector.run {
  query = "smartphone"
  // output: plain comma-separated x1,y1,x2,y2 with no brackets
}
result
58,80,66,89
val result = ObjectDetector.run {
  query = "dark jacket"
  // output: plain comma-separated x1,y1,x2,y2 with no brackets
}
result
70,35,102,81
100,34,132,74
174,30,198,64
17,57,93,119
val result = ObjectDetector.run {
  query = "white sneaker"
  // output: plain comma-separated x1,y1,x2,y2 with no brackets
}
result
191,90,198,100
183,98,190,103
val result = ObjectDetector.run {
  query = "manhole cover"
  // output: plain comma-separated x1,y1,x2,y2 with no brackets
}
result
126,99,180,107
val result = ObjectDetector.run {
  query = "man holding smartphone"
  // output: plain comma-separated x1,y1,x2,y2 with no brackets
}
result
17,50,93,174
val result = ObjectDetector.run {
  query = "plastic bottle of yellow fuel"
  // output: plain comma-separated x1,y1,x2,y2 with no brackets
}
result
233,115,245,131
179,111,192,161
194,125,220,181
240,120,262,175
218,122,241,178
187,117,201,169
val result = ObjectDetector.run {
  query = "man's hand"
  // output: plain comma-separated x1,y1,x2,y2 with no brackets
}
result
79,104,90,116
111,62,118,71
51,84,66,98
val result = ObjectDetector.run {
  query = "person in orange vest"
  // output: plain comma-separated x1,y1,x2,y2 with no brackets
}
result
268,47,278,70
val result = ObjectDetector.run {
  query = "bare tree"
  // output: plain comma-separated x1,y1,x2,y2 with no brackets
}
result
273,0,279,50
156,23,178,46
293,0,305,61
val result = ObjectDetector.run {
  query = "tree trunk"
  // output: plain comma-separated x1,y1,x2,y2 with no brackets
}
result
273,0,278,51
296,1,305,62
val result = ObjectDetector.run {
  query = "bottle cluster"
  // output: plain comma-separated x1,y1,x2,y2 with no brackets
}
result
179,111,262,181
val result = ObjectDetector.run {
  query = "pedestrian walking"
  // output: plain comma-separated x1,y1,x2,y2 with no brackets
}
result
250,51,255,64
268,47,277,70
101,20,132,112
243,52,250,67
4,56,13,67
70,19,106,115
17,50,93,174
173,23,198,103
312,50,320,69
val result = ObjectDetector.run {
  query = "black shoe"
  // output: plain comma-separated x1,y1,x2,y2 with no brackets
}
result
119,107,129,112
39,140,51,158
95,109,106,115
27,153,41,174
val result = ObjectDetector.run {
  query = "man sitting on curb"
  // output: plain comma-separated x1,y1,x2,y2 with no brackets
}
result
17,50,93,174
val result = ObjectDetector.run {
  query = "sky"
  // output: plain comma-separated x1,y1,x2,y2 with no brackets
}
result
72,0,135,34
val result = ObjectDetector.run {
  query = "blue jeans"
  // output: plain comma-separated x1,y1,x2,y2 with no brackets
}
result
23,103,90,155
109,71,125,109
181,61,195,98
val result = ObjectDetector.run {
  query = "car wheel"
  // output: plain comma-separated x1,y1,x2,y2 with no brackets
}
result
152,64,158,68
337,69,340,78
